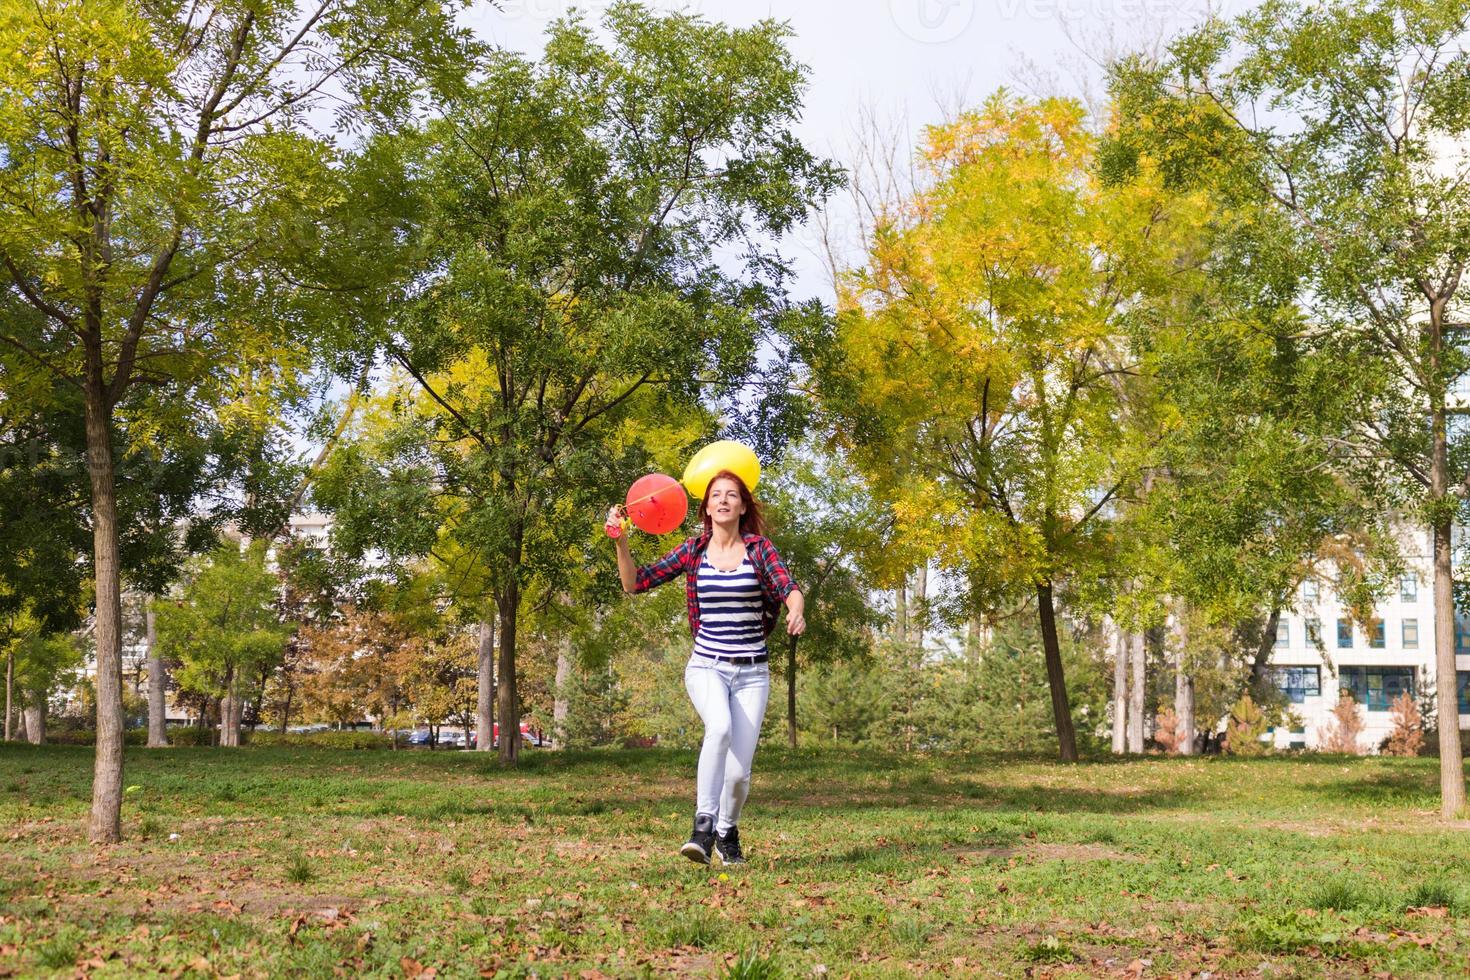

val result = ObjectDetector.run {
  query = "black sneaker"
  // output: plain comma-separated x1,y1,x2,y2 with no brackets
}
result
680,813,716,865
715,827,745,865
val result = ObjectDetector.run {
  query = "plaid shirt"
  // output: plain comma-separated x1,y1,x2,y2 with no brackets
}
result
633,532,797,638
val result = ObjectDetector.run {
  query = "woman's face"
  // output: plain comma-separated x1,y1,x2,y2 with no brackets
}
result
706,478,746,525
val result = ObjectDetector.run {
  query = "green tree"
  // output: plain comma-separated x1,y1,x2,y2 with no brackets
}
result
0,0,477,840
762,442,887,747
156,542,291,747
320,3,840,763
1126,0,1470,815
9,630,85,744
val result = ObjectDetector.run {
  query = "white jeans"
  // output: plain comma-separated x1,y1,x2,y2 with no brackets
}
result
684,655,770,834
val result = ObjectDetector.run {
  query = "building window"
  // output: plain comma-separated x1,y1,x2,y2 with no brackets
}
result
1369,618,1386,649
1275,618,1289,648
1337,618,1353,649
1302,579,1319,600
1458,611,1470,653
1340,667,1414,712
1306,618,1322,646
1271,666,1321,704
1401,574,1418,602
1460,672,1470,715
1403,619,1419,649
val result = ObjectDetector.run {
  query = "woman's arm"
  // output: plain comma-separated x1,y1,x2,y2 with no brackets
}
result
608,505,638,594
784,589,806,635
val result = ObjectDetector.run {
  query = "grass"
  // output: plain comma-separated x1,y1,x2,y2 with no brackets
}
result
1,743,1469,977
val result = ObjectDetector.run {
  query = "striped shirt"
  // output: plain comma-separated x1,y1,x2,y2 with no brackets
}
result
632,532,796,639
692,556,768,659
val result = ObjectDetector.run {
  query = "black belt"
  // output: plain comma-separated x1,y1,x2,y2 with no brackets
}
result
694,650,769,666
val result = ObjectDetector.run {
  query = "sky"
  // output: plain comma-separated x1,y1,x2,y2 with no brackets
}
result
460,0,1247,303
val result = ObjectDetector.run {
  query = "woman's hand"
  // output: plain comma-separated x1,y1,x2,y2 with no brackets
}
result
605,504,625,529
785,610,806,636
785,589,806,636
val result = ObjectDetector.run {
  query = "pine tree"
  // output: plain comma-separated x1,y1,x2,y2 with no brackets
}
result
1224,693,1270,756
1320,692,1366,755
1154,706,1184,754
1384,692,1424,758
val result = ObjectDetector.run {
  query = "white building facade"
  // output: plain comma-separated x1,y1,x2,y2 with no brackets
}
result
1266,530,1470,751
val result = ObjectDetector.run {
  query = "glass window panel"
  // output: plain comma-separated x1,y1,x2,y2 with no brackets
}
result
1275,618,1289,648
1369,619,1386,649
1302,579,1319,600
1337,618,1353,649
1341,667,1414,712
1403,619,1419,649
1401,575,1418,602
1306,618,1322,645
1271,667,1321,704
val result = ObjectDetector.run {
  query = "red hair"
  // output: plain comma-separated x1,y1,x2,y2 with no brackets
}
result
697,470,767,538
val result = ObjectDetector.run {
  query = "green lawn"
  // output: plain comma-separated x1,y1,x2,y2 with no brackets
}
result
1,744,1468,977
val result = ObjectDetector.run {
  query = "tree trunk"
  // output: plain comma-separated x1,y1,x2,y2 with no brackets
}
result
552,637,571,750
913,564,928,648
477,618,496,752
894,583,907,643
1429,295,1466,819
1433,511,1465,817
278,683,292,735
219,666,240,748
1035,581,1078,762
145,600,168,748
786,633,799,749
497,582,521,764
1127,629,1145,754
23,702,44,745
1173,610,1195,756
1110,618,1127,755
4,650,13,742
1249,607,1282,685
83,380,125,843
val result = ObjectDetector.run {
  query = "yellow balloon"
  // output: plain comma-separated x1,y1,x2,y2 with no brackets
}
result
682,440,761,499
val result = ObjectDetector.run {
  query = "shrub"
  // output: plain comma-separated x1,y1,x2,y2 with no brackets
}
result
1154,706,1184,753
250,730,390,750
167,727,215,747
1382,692,1424,757
1224,694,1270,756
1319,693,1365,754
46,728,149,747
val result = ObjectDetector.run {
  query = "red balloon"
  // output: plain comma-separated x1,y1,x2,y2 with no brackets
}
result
625,473,688,535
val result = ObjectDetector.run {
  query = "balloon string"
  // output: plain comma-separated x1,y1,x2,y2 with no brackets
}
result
624,485,686,509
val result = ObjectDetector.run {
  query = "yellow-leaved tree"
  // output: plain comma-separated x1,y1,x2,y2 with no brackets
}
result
804,93,1207,761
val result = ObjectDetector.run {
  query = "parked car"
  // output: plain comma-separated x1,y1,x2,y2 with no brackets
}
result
439,731,466,749
405,730,433,747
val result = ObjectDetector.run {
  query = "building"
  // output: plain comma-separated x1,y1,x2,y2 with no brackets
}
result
1265,531,1469,751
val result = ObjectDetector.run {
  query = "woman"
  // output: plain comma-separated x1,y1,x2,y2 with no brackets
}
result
609,470,805,865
